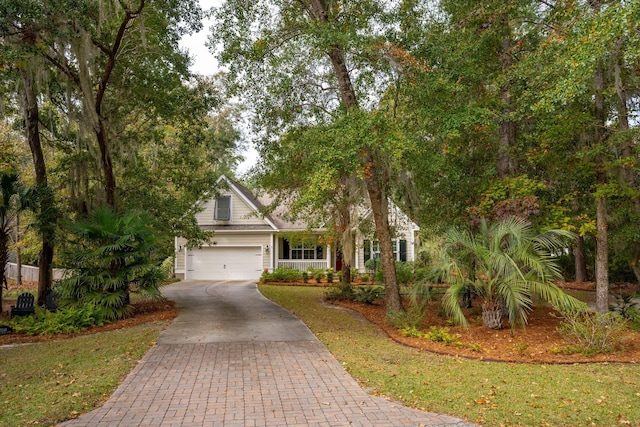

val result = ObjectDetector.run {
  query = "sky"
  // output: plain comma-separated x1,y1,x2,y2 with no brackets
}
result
178,0,219,76
178,0,258,175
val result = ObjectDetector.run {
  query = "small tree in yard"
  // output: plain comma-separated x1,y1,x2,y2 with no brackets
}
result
0,173,22,311
57,207,167,320
432,217,585,330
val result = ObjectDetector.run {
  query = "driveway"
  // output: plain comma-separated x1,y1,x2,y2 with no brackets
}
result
60,280,475,426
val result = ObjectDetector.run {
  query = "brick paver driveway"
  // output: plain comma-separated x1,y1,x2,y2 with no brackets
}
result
59,280,475,426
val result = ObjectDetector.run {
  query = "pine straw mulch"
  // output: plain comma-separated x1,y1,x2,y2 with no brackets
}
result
331,281,640,364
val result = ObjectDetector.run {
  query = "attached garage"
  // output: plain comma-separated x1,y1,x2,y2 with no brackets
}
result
187,246,264,281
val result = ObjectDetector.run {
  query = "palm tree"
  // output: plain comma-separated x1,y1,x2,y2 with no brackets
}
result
57,207,167,320
432,217,585,330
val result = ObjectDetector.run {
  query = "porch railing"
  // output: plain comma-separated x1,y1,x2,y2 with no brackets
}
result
276,260,328,271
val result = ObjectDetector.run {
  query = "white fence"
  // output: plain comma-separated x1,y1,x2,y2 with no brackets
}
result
4,263,68,282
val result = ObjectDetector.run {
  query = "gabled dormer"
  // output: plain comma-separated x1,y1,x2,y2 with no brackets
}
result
195,175,277,230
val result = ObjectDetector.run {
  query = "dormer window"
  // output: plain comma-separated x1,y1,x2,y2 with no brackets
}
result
214,195,231,221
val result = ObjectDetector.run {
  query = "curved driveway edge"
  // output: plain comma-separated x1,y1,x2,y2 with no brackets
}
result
59,280,476,426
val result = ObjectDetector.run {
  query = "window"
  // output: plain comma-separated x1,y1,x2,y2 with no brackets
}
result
364,239,406,261
214,195,231,221
281,239,324,260
363,240,380,261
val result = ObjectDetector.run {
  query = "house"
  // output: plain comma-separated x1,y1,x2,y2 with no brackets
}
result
174,175,420,281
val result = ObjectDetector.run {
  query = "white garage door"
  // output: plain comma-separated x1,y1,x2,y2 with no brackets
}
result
187,247,263,280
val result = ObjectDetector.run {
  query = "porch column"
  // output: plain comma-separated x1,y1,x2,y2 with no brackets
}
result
272,235,277,271
326,244,332,270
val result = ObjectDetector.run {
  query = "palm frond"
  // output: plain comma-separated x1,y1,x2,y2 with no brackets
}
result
430,217,578,330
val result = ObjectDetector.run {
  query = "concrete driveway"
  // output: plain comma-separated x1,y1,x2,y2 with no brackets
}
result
60,280,475,426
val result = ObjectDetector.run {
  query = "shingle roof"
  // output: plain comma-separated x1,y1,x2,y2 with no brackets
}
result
222,175,311,231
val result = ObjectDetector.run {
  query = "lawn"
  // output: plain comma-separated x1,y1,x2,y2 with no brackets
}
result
259,284,640,427
0,323,164,426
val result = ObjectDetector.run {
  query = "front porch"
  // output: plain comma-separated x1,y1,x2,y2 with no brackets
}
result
272,235,333,272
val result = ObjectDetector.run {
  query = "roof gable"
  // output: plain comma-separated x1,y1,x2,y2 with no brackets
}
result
194,175,277,230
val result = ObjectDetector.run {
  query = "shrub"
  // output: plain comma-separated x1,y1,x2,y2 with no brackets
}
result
556,309,628,356
161,256,174,277
399,325,423,337
324,282,356,301
423,326,462,346
609,293,640,320
396,261,413,285
302,271,309,283
386,304,425,330
354,285,383,304
364,258,378,274
261,266,302,282
6,304,106,335
326,268,334,283
468,343,482,352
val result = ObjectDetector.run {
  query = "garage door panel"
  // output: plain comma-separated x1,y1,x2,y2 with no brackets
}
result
188,247,263,280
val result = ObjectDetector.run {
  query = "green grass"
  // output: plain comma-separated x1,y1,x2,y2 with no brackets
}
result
259,284,640,427
0,323,165,426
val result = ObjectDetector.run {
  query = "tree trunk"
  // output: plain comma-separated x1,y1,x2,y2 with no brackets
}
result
593,50,609,313
482,300,503,330
497,13,517,178
96,124,116,207
573,235,588,283
337,189,355,285
92,1,144,208
306,0,403,313
20,68,54,307
595,194,609,312
364,148,403,314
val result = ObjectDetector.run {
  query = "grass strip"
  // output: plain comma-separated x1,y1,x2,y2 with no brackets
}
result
0,323,164,426
259,284,640,427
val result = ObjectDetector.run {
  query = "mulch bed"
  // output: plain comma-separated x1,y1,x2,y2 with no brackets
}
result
0,299,177,346
331,281,640,364
261,279,640,363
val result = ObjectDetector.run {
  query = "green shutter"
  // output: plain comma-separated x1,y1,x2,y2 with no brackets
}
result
364,240,371,262
400,240,407,262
